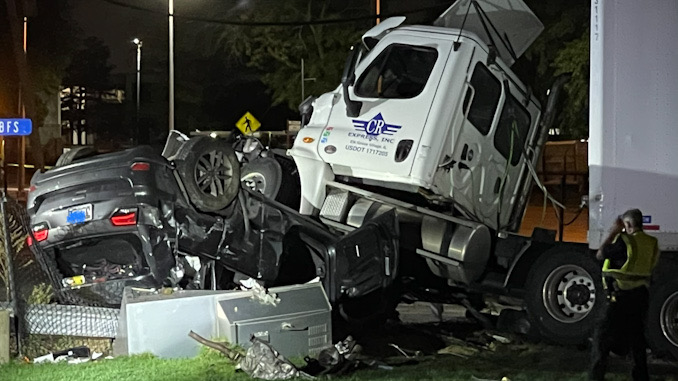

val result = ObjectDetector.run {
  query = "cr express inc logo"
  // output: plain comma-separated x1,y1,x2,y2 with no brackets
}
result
352,113,401,137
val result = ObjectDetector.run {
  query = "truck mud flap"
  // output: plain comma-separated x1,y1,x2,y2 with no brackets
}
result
334,209,399,298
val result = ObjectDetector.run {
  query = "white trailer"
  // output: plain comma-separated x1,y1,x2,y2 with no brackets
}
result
589,0,678,360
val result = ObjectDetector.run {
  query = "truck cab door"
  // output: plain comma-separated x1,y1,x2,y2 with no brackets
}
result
317,36,452,181
451,60,536,230
450,61,503,227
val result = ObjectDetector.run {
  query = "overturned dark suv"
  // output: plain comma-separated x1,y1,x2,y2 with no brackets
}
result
27,133,398,310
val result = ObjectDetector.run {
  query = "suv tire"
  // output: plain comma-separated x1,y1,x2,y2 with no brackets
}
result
175,137,240,212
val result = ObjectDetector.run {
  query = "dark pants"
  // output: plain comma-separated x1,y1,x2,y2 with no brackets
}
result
589,286,649,381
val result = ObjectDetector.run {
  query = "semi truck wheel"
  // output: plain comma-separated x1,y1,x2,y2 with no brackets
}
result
175,137,240,212
241,157,282,200
647,278,678,360
524,247,604,345
241,156,300,210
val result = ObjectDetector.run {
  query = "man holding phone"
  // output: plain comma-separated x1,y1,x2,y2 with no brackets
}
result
589,208,660,381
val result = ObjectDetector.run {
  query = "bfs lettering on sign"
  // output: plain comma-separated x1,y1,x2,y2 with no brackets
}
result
0,121,20,134
0,119,32,136
352,113,401,137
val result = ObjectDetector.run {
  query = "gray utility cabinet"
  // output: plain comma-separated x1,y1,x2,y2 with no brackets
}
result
113,282,332,359
216,282,332,358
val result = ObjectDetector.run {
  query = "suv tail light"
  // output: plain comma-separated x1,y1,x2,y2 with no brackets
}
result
110,208,138,226
27,222,49,245
131,162,150,171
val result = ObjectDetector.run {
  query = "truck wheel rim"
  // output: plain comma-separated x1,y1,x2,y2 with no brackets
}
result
194,149,235,197
542,264,596,323
660,290,678,347
241,172,267,194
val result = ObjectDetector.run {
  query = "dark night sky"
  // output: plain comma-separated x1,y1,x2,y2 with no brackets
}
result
72,0,170,74
71,0,451,74
65,0,452,136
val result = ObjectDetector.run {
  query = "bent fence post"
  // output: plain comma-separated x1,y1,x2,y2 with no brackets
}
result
0,191,21,356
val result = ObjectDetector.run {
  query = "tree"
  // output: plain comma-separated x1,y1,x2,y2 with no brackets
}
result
61,36,121,146
519,0,590,139
196,0,370,111
26,0,82,162
194,0,590,138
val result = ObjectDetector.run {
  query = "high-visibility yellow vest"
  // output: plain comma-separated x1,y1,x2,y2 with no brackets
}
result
602,231,659,290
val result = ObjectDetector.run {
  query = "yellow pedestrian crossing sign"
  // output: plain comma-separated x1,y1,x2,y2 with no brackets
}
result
236,112,261,135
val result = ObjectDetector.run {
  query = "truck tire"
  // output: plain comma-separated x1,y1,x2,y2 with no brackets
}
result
273,156,301,210
524,247,605,345
647,278,678,360
175,137,240,212
55,146,97,167
241,157,282,200
241,156,300,209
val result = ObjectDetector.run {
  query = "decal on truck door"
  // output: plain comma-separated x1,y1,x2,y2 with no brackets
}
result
345,113,402,157
352,113,402,138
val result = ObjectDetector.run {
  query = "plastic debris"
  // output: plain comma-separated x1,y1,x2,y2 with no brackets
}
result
491,334,511,344
33,346,92,364
240,278,281,306
388,343,422,359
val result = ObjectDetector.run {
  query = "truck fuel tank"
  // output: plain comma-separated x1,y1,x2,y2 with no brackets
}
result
420,215,491,285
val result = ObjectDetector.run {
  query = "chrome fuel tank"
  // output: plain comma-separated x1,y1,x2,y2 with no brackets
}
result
421,215,491,285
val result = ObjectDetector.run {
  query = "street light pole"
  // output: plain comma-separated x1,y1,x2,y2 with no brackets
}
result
169,0,175,131
301,58,316,103
19,16,27,193
133,38,142,143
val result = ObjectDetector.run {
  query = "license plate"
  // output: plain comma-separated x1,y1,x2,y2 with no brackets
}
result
66,204,92,224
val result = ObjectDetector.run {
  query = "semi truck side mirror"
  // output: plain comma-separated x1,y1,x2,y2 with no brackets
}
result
342,44,363,117
299,96,316,127
486,46,497,66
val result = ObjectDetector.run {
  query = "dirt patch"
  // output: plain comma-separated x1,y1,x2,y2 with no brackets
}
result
340,303,678,380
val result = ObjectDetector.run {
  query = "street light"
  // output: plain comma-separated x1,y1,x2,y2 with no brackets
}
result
132,38,143,142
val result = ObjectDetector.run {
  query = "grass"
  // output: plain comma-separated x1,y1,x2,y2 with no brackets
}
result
0,350,250,381
2,328,677,381
4,342,671,381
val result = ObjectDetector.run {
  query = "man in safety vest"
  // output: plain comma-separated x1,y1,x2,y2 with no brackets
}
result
589,208,660,381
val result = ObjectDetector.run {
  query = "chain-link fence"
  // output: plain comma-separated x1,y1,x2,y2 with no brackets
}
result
0,193,119,358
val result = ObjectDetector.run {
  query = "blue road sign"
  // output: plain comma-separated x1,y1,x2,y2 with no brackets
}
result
0,118,32,136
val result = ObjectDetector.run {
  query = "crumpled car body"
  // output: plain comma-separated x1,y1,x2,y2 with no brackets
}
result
27,139,399,306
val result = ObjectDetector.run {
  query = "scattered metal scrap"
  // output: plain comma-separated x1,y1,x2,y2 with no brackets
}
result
189,331,307,380
33,345,107,364
437,331,514,359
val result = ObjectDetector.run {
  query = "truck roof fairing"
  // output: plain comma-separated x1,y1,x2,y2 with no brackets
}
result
434,0,543,66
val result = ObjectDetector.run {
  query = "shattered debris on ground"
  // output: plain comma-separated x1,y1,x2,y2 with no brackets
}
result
33,346,108,365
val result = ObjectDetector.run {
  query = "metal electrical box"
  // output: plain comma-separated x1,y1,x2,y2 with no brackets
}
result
216,282,332,358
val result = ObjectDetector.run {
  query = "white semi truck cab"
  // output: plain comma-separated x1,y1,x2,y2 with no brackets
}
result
291,1,546,233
